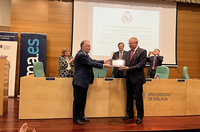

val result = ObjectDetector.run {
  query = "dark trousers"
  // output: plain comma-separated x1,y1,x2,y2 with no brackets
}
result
73,85,88,121
150,70,156,78
126,80,144,119
114,70,125,78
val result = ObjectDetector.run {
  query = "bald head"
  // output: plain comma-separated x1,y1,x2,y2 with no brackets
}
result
129,37,138,50
154,48,160,55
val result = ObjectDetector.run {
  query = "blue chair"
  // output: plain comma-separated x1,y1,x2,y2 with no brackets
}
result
183,66,189,79
154,66,169,79
93,67,107,78
33,62,45,77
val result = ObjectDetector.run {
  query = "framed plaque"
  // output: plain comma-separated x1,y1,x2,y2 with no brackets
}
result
111,59,125,67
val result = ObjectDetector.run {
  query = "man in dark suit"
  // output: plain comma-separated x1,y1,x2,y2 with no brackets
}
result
112,42,128,78
122,37,147,124
147,49,163,78
72,40,112,125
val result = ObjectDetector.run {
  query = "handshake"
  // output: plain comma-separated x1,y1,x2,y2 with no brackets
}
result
103,59,112,68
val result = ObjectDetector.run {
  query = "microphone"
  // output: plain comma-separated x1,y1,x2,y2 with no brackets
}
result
175,68,183,79
48,70,51,77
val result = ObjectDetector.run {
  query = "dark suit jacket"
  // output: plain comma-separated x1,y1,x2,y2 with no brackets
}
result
112,50,128,76
147,55,163,76
125,47,147,84
72,50,104,88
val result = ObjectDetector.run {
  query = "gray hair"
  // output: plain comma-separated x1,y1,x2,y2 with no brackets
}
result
80,40,89,49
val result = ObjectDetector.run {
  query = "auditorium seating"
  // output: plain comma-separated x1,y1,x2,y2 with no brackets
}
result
33,62,45,77
183,66,190,79
154,66,169,79
93,67,107,78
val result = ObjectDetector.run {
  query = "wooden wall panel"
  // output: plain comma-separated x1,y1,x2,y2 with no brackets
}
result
10,21,72,57
10,1,200,96
48,2,72,23
176,2,200,79
46,57,60,77
10,0,73,96
177,30,200,61
0,26,10,32
11,0,48,22
177,11,200,31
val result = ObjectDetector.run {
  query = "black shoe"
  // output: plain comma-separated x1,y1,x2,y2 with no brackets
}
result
81,117,90,122
123,115,134,120
73,120,84,125
136,118,143,124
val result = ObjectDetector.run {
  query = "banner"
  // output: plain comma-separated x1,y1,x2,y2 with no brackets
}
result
19,33,47,95
0,32,18,97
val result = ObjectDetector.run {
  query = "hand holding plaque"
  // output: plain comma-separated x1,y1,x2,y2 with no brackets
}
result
103,59,112,68
111,59,125,67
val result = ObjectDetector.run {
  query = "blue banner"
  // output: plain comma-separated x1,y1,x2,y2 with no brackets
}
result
19,33,47,95
0,32,18,41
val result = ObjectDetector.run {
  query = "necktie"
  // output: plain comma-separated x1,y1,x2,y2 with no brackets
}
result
118,52,123,70
129,50,134,62
119,52,122,59
154,56,157,70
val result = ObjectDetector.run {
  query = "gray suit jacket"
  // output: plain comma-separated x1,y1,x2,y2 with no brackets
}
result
125,47,147,84
112,51,128,76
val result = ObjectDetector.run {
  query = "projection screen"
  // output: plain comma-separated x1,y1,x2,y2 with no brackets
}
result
72,0,177,65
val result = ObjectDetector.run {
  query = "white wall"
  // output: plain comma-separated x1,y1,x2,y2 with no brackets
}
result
0,0,11,27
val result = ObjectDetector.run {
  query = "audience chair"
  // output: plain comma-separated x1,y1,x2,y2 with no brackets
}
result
183,66,190,79
93,67,107,78
154,66,169,79
33,62,45,77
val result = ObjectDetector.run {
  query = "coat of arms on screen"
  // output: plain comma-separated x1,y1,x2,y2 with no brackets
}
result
122,11,132,24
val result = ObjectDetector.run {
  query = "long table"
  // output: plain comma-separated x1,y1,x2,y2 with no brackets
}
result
19,77,200,119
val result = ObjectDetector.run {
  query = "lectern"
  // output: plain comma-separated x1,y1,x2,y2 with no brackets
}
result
0,59,10,116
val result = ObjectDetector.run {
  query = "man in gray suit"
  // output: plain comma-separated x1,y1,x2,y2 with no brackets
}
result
72,40,112,125
112,42,128,78
122,37,147,124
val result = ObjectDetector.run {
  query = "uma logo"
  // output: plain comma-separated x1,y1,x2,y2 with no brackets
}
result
122,11,132,24
0,45,11,50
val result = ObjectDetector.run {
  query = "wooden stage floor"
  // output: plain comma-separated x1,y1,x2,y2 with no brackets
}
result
0,97,200,132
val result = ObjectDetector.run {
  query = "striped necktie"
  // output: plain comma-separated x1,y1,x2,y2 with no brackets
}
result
119,52,122,59
153,56,157,70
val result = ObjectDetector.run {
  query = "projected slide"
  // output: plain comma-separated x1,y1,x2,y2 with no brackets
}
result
73,0,177,65
92,7,159,56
